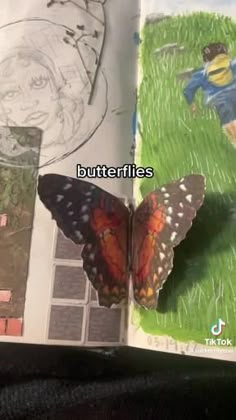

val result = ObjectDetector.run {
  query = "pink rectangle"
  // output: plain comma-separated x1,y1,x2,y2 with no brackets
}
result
0,318,6,335
6,318,23,336
0,214,7,227
0,290,12,303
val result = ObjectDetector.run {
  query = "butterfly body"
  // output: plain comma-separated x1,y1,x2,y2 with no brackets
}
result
38,174,205,310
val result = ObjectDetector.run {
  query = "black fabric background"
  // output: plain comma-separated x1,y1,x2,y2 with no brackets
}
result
0,344,235,419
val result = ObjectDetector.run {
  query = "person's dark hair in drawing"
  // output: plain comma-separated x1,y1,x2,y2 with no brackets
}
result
202,42,228,62
183,41,236,147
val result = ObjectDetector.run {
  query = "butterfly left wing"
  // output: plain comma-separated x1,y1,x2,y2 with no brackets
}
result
38,174,129,307
132,174,206,309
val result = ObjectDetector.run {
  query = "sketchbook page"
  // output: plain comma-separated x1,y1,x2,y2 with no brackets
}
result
0,0,138,346
129,0,236,362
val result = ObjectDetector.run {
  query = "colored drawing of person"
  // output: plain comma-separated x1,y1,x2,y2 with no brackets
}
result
0,47,84,166
183,42,236,147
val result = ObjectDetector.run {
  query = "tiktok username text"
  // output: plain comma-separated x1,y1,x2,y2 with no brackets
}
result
77,164,154,179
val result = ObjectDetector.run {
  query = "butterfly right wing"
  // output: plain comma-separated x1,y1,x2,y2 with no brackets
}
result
38,174,129,307
132,175,205,309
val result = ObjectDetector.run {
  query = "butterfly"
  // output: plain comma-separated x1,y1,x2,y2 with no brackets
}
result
38,174,205,310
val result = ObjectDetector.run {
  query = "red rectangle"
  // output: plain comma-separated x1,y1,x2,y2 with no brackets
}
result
0,318,6,335
0,214,7,227
0,290,12,303
6,318,23,336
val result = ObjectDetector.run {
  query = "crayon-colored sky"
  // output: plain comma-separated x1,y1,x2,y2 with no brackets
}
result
143,0,236,17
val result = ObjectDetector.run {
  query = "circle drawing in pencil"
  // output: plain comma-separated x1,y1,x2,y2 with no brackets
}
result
0,16,107,167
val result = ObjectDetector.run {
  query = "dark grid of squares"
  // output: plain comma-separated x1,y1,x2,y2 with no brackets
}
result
48,305,84,341
87,307,122,343
49,224,125,343
53,265,87,300
55,230,83,260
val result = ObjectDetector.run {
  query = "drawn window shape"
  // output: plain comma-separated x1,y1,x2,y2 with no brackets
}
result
90,285,98,303
87,307,122,343
48,305,84,341
54,229,83,260
53,265,87,301
0,290,12,303
6,318,23,336
0,213,8,227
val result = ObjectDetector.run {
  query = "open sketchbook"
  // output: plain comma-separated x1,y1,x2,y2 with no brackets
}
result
0,0,236,363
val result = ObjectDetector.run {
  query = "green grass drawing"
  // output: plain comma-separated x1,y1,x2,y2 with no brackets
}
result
136,12,236,344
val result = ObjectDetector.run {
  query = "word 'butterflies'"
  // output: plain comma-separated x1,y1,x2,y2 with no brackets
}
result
38,174,205,310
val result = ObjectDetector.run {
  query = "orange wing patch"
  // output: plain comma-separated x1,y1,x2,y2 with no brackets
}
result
82,205,129,307
133,207,166,281
132,207,167,308
146,206,166,232
91,207,127,280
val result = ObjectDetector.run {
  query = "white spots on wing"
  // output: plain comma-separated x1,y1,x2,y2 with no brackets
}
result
168,269,172,275
179,202,184,208
63,183,72,190
180,177,185,182
90,185,96,190
75,230,83,241
167,207,173,215
81,205,88,213
180,183,187,192
161,243,167,250
164,200,169,205
158,267,163,275
186,194,192,203
164,193,170,198
166,216,172,225
160,252,165,261
86,197,92,203
178,213,184,218
161,187,166,192
171,232,177,242
81,214,89,223
66,202,72,208
56,194,64,203
89,253,95,261
92,267,97,274
68,211,74,216
175,223,180,228
85,191,92,197
72,221,77,226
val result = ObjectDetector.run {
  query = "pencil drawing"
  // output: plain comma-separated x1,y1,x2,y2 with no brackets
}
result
0,0,108,167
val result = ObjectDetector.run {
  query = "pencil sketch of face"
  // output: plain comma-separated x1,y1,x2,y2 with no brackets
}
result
0,13,107,167
0,49,83,143
0,57,58,131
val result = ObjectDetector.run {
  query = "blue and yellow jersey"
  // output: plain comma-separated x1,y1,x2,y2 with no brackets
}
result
183,55,236,105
